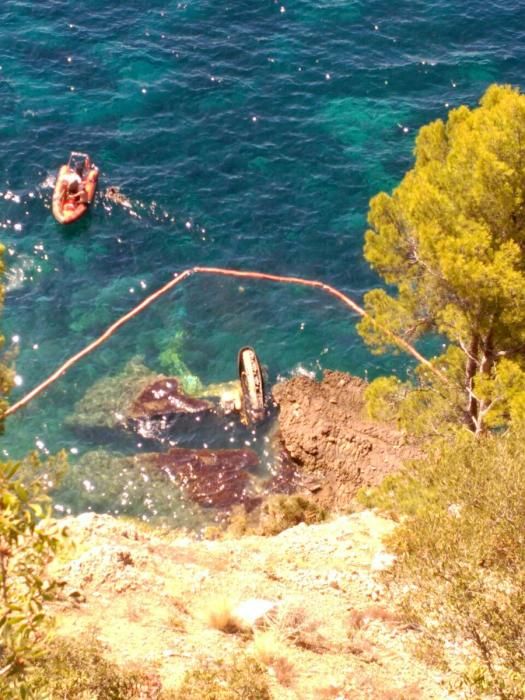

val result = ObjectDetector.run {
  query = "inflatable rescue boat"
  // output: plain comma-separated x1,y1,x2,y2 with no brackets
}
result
52,152,99,224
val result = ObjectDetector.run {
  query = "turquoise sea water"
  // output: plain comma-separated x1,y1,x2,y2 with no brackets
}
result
1,0,524,525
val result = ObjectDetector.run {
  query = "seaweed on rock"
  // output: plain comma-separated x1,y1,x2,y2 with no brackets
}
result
146,447,261,509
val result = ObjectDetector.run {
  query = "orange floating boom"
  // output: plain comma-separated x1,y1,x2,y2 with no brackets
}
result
5,266,447,418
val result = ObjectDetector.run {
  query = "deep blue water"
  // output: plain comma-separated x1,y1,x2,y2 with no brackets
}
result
1,0,524,525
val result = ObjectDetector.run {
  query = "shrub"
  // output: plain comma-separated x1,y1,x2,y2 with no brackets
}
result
219,496,327,540
257,495,326,536
224,505,249,538
197,596,242,634
25,635,158,699
0,452,68,698
173,656,271,700
270,656,295,687
252,629,286,666
347,605,402,630
273,604,331,653
362,427,525,698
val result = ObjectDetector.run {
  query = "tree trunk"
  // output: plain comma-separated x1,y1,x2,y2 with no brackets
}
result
464,335,480,432
476,329,495,434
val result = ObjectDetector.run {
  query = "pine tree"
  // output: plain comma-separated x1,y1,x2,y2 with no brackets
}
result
359,84,525,435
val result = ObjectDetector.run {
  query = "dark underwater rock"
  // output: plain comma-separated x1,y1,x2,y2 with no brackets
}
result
128,378,212,421
66,357,214,437
144,447,260,509
261,450,303,495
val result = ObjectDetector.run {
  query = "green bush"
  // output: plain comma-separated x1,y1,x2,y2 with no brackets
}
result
26,635,157,700
0,453,68,698
361,427,525,699
173,656,271,700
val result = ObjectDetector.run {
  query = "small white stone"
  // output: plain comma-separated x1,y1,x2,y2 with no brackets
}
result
371,551,396,572
233,599,277,629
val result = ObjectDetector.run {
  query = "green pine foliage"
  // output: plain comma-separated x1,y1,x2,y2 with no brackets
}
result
359,84,525,435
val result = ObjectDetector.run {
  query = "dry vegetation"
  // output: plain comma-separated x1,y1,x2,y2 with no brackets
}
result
197,595,243,634
361,427,525,698
43,509,452,699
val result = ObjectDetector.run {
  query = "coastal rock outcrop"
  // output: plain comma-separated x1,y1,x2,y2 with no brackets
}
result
273,371,418,510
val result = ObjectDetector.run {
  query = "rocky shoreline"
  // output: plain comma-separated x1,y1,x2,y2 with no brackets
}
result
42,367,458,698
62,359,417,527
273,370,418,511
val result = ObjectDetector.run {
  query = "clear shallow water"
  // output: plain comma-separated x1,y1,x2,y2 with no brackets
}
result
1,0,524,524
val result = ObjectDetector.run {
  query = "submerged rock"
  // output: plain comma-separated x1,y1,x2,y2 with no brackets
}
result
157,333,204,396
54,449,206,530
66,357,160,433
128,378,213,421
66,357,249,440
145,447,260,509
261,449,303,495
66,357,214,436
56,446,261,525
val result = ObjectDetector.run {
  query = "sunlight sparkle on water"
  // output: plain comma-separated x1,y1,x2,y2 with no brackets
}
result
0,0,518,528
